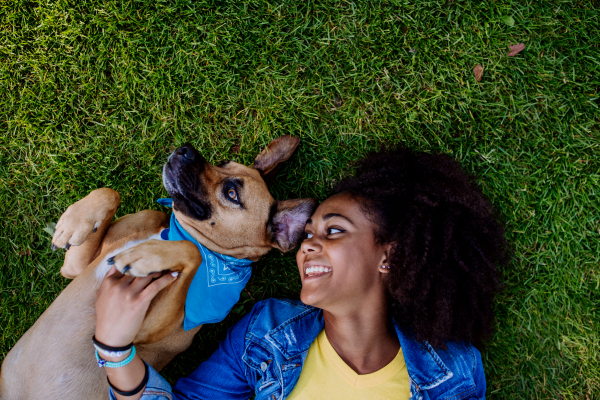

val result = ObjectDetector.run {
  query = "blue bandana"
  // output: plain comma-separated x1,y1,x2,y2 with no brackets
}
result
157,198,253,331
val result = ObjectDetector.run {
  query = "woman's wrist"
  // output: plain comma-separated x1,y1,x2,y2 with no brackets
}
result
93,335,135,366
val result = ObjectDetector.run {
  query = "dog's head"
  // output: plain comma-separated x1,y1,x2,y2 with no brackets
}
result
162,136,317,260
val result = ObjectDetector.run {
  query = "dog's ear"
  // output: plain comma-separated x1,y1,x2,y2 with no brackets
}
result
253,135,301,185
268,198,318,252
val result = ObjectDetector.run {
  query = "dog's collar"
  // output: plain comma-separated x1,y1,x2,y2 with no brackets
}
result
158,198,253,330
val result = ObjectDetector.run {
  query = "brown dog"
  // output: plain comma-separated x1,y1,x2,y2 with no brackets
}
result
0,136,316,400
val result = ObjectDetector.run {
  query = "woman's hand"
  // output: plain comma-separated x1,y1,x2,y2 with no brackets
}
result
95,266,178,347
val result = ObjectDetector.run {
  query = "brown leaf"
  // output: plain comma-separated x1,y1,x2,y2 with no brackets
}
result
231,144,240,154
19,249,31,256
507,43,525,57
473,64,484,82
333,93,343,109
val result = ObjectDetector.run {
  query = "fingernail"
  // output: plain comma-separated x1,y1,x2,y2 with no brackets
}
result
65,243,71,250
171,272,179,278
107,257,114,265
93,227,98,233
122,265,131,273
51,244,57,251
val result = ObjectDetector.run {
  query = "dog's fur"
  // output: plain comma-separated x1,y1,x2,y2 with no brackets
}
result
0,136,316,400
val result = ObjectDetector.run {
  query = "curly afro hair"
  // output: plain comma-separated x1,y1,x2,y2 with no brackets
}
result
333,148,509,349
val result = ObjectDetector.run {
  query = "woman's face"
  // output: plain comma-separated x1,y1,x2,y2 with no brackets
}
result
296,192,391,313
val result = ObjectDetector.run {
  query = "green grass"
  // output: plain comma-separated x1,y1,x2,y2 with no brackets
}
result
1,0,599,398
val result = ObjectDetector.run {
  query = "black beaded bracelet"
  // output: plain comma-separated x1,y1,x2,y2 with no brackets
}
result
92,335,133,352
108,361,149,397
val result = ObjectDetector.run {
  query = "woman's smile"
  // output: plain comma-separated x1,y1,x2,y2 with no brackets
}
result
303,262,333,278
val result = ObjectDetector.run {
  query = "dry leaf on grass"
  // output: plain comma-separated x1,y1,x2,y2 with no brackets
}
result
231,144,240,154
43,222,56,236
473,64,484,82
333,93,343,109
507,43,525,57
501,16,515,27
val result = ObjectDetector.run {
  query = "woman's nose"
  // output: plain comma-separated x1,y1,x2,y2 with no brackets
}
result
300,236,321,253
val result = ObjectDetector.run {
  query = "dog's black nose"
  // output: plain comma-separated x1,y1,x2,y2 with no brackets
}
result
178,143,200,163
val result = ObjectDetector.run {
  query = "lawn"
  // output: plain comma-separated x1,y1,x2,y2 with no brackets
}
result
1,0,599,398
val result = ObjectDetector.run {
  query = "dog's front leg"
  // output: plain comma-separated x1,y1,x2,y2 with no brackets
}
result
52,188,121,278
109,239,201,277
108,240,202,348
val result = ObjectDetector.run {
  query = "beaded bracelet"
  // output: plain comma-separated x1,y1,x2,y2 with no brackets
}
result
94,344,132,359
95,346,136,368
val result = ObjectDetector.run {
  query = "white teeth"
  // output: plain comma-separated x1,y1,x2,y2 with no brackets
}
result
305,266,332,276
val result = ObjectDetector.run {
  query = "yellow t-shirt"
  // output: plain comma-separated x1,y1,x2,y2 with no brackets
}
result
287,330,410,400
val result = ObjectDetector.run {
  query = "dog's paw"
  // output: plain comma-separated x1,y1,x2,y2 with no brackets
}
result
52,188,120,250
109,239,201,277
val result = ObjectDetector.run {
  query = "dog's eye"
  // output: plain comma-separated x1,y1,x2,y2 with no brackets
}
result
223,181,243,205
227,188,238,201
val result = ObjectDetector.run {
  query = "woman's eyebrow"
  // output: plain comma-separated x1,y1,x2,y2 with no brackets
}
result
305,213,354,226
322,213,353,224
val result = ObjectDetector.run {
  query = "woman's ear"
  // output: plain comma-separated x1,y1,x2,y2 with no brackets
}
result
378,243,395,274
268,198,318,252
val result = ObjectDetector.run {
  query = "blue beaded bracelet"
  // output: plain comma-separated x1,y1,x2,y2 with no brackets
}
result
96,345,136,368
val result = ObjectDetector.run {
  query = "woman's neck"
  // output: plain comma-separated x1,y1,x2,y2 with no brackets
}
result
322,303,400,375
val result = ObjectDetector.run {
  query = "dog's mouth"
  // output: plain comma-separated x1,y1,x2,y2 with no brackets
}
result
162,144,212,221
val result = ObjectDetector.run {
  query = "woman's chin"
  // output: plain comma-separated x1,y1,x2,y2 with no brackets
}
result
300,289,324,308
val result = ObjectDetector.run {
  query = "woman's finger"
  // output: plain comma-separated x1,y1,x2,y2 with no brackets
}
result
100,266,127,288
105,265,120,278
129,272,163,292
140,272,179,302
118,274,137,286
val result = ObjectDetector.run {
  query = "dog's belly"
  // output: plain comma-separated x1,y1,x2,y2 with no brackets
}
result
0,274,106,399
0,233,164,400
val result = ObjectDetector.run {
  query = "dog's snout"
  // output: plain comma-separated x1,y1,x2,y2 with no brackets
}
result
165,143,212,221
178,143,199,162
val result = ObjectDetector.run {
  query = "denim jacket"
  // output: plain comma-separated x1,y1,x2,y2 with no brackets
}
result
112,299,486,400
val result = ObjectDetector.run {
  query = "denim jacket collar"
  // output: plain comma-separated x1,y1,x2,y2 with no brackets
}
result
264,306,323,360
263,305,453,390
393,324,454,390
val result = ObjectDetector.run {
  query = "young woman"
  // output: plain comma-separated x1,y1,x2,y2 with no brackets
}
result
94,148,509,400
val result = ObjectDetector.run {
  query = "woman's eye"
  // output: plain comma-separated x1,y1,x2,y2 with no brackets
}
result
304,232,313,239
327,228,344,235
227,188,238,201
